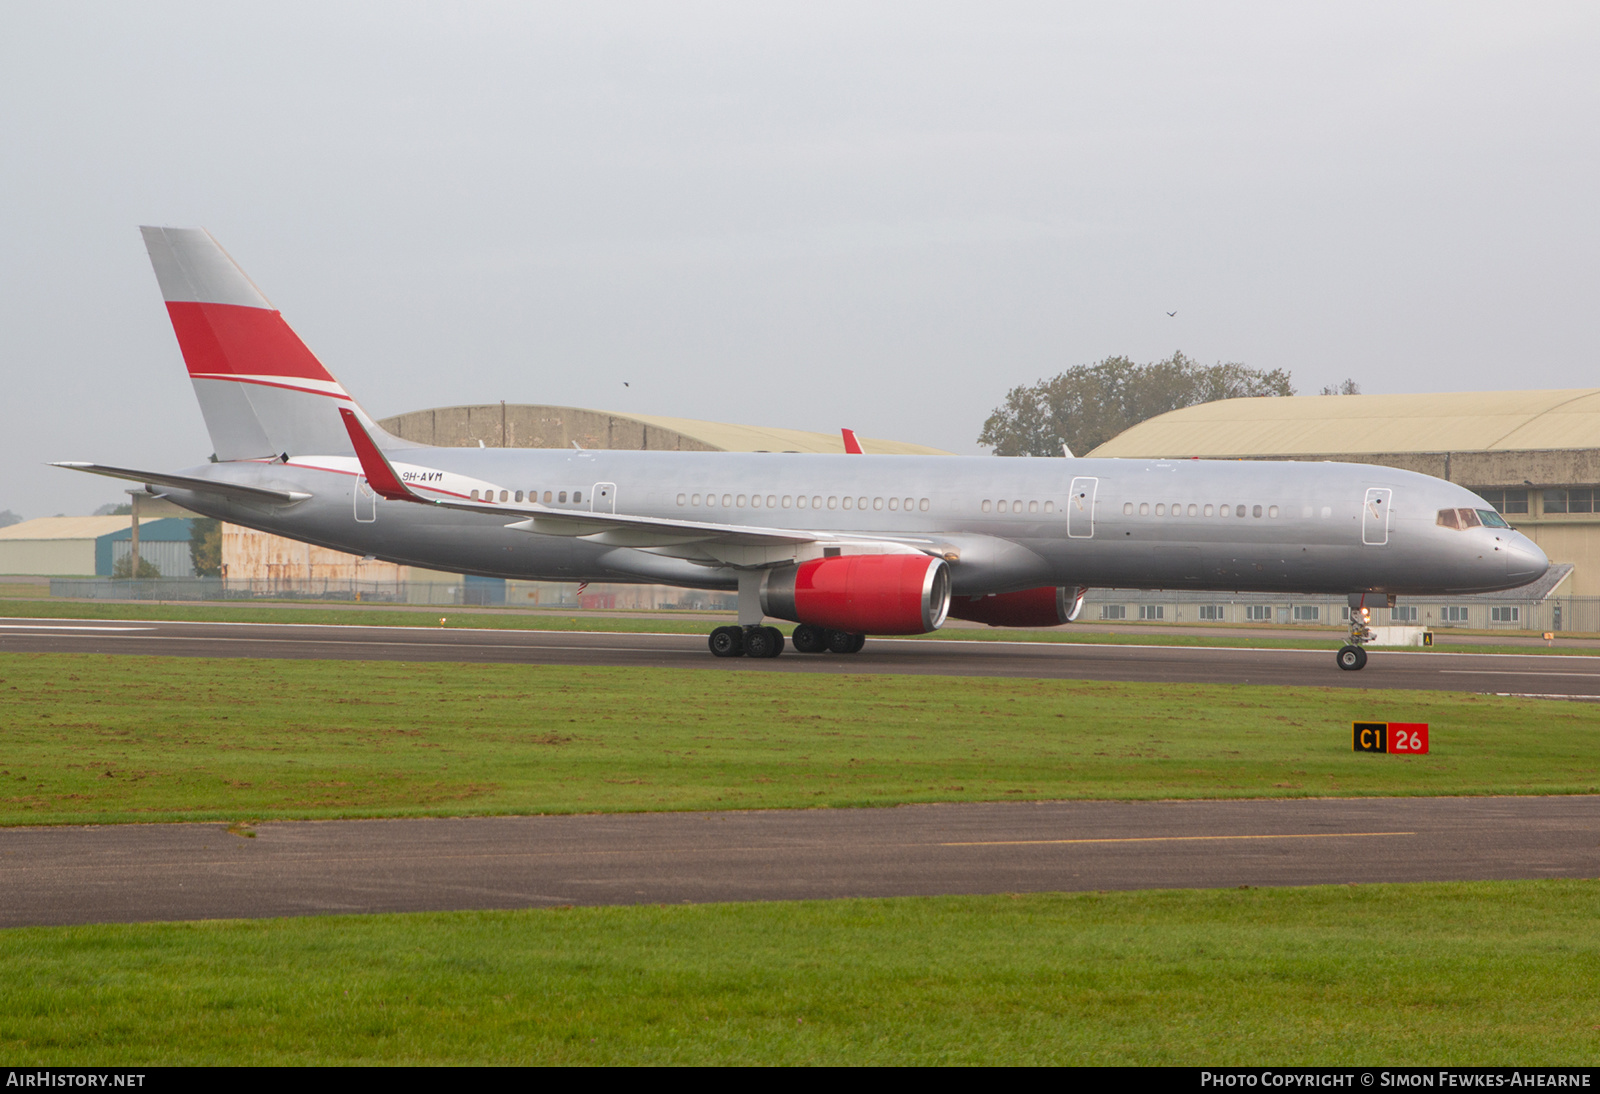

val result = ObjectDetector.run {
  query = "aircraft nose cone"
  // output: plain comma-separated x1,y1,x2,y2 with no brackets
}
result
1504,536,1548,581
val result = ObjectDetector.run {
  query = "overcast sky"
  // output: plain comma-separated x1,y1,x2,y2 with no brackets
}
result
3,2,1598,518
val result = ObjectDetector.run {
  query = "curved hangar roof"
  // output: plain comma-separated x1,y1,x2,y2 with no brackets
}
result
1088,389,1600,458
379,404,950,455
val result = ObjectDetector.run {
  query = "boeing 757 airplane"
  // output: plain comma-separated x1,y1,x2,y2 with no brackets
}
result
57,227,1548,668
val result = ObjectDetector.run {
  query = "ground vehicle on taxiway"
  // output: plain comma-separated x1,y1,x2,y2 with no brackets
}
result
58,227,1549,669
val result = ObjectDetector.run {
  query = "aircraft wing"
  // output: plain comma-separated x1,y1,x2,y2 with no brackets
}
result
51,462,312,505
337,409,819,549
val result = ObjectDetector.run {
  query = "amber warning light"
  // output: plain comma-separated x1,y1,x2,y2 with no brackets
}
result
1353,722,1429,754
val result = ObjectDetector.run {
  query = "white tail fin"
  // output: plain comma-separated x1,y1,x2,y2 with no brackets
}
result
140,227,407,461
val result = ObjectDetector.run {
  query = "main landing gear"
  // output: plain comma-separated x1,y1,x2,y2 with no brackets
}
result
707,624,866,658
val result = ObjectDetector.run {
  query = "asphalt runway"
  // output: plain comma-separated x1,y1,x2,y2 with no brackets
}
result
3,796,1594,927
4,616,1600,695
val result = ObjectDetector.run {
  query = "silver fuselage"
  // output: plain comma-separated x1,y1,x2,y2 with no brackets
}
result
154,448,1548,599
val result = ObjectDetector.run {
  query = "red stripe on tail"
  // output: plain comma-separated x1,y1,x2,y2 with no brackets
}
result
166,301,336,383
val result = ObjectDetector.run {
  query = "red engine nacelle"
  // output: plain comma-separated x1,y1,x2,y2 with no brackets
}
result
946,585,1087,627
759,555,951,634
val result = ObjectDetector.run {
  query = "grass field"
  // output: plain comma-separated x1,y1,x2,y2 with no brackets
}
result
2,596,1594,656
3,653,1596,825
4,881,1597,1064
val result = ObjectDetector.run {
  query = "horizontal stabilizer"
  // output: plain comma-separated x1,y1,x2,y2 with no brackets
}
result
51,462,312,505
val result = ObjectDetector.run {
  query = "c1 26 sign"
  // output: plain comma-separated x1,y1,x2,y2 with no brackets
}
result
1352,722,1429,754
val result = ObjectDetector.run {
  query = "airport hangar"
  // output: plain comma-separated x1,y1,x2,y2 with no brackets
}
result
1089,387,1600,597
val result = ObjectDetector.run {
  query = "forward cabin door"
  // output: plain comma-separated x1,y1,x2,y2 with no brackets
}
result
592,483,617,514
1068,477,1098,539
1362,487,1392,545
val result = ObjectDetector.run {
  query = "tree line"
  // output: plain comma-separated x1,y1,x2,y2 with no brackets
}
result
977,351,1357,457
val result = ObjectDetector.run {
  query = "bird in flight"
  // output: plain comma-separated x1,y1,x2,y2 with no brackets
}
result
623,382,630,387
1166,311,1177,317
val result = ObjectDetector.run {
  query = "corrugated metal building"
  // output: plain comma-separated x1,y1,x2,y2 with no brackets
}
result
1089,388,1600,594
0,516,196,576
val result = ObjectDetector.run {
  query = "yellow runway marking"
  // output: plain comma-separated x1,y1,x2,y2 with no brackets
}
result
943,831,1415,847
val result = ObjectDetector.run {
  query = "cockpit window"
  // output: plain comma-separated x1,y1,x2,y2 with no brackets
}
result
1438,507,1508,530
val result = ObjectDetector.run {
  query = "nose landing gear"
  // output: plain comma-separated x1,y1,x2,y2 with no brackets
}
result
1336,606,1375,671
1336,644,1368,671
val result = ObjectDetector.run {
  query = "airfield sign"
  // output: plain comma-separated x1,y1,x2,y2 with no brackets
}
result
1352,722,1430,754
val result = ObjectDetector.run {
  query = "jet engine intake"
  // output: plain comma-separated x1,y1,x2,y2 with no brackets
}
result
946,585,1087,627
759,555,951,635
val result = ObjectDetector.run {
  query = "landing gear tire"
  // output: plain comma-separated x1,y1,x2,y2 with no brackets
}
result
1336,644,1368,671
709,626,745,658
826,630,866,654
744,625,784,659
791,624,828,654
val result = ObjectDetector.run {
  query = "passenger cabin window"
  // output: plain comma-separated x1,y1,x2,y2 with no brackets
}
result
559,491,567,503
573,491,582,504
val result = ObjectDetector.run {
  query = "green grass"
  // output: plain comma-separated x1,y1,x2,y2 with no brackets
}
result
4,654,1597,825
3,597,1595,655
3,881,1597,1064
